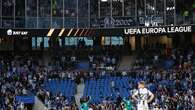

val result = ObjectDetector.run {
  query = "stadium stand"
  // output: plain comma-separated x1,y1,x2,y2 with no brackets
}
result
0,0,195,110
43,79,76,109
83,77,131,104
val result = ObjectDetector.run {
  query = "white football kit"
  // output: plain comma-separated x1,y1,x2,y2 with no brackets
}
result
133,88,153,110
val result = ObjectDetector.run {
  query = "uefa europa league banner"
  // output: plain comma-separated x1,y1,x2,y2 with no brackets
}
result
0,25,194,37
124,26,192,35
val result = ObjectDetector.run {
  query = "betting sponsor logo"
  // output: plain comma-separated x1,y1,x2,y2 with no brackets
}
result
7,29,13,35
7,29,28,36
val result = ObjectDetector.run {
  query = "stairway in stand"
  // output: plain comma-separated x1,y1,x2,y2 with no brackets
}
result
74,83,85,107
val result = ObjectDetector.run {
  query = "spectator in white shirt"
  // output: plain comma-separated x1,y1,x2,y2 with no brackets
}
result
111,58,116,66
71,56,76,62
89,55,94,63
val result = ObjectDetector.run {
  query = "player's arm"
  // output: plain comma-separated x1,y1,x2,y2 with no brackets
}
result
132,91,138,102
132,95,138,102
147,90,154,103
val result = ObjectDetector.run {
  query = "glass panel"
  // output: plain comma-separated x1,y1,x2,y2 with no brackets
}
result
32,37,36,48
111,36,123,45
0,0,2,27
15,0,25,17
137,0,145,16
15,0,25,28
26,17,37,28
59,38,62,46
176,0,182,16
104,37,111,45
156,0,164,25
100,0,111,17
84,37,93,46
78,18,88,28
90,18,99,28
112,0,122,16
44,37,49,48
38,0,51,17
124,0,135,16
77,37,93,46
64,0,77,27
26,0,37,17
166,0,174,14
156,0,164,15
51,0,63,17
78,0,88,17
38,0,51,28
2,0,14,17
15,17,25,28
176,0,193,19
2,17,14,28
90,0,98,18
51,0,63,28
37,37,43,48
176,14,183,25
52,17,63,28
166,15,174,25
64,0,77,17
90,0,98,27
146,0,155,16
192,15,195,24
65,37,77,46
2,0,14,27
38,17,50,28
166,0,174,25
64,18,77,28
175,0,193,25
78,0,89,27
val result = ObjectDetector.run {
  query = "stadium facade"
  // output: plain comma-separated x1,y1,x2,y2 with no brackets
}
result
0,0,195,51
0,1,195,110
0,0,194,28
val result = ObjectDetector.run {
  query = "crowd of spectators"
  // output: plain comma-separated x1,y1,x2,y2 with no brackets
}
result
0,45,195,110
0,54,77,110
0,46,120,110
130,46,195,109
42,91,77,110
0,54,38,109
77,67,195,110
77,46,195,110
49,45,121,71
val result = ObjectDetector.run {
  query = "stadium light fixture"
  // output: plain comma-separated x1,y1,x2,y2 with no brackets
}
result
101,0,108,2
166,7,175,11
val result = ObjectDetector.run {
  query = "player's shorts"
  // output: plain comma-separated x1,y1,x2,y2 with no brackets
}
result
137,104,149,110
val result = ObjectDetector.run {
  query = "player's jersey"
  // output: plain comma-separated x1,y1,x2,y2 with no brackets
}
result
80,102,89,110
134,88,152,102
133,88,153,110
123,99,132,110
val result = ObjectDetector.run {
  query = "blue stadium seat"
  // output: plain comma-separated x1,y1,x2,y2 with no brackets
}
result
83,76,131,104
43,79,76,102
